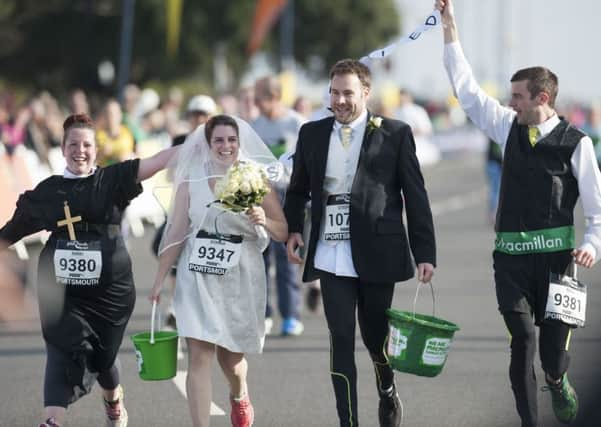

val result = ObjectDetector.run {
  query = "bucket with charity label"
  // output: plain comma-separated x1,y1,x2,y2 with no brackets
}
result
131,301,178,381
386,281,460,377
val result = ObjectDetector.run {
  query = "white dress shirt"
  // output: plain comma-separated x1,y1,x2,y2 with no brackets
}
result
444,41,601,262
314,110,368,277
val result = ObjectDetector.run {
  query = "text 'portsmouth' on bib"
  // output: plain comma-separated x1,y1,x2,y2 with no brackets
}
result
53,240,102,286
189,230,243,276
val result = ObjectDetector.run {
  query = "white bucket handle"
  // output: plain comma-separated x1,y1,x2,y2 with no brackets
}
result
150,301,162,345
412,280,436,320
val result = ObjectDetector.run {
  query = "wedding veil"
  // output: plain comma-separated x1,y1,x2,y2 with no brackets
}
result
157,115,284,256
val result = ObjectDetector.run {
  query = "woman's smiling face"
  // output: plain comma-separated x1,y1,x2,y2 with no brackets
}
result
62,127,97,175
208,124,239,166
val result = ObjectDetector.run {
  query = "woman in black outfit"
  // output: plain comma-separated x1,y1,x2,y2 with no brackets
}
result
0,113,179,427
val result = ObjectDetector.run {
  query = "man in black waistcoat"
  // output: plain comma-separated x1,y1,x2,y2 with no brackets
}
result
437,1,601,426
284,58,436,427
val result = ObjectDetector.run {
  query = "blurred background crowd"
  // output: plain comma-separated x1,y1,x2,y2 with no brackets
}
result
2,0,601,327
2,80,599,189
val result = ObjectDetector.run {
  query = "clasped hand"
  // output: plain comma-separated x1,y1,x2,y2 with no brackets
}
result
572,248,594,268
417,262,435,283
149,280,163,304
246,206,266,226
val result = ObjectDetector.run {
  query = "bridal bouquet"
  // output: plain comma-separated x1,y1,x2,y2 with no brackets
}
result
214,161,270,213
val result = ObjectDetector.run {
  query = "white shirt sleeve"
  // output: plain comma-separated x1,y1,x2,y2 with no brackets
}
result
571,136,601,263
443,41,515,146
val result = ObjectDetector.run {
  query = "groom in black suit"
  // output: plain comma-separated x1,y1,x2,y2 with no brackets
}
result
284,59,436,427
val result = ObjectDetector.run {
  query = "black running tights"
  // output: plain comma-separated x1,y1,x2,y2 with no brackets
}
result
503,312,572,427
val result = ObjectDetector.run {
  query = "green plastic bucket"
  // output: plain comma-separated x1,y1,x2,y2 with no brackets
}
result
131,302,178,381
386,282,460,377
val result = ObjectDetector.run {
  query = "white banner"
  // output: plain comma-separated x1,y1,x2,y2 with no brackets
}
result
360,10,441,62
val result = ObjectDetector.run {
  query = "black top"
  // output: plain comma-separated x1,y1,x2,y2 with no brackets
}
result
0,160,142,398
496,118,583,232
0,159,141,242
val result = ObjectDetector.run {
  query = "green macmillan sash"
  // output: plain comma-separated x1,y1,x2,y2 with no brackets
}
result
495,226,575,255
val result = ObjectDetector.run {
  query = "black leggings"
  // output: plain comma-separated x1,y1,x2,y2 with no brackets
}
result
44,344,121,408
503,312,572,427
319,271,396,427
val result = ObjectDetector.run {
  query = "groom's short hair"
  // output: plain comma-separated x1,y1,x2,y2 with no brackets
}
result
329,59,371,90
510,66,558,108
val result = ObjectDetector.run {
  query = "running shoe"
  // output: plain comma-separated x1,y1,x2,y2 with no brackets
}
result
264,317,273,335
544,374,578,424
281,317,304,336
38,417,60,427
230,394,254,427
103,384,128,427
378,386,403,427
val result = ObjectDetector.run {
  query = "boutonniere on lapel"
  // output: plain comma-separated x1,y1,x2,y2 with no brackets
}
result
366,116,383,135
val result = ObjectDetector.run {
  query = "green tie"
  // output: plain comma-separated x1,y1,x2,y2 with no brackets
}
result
528,126,540,146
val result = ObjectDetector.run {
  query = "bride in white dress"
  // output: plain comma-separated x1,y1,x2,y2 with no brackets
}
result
150,115,288,427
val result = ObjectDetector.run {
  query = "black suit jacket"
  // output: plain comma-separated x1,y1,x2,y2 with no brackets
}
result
284,113,436,284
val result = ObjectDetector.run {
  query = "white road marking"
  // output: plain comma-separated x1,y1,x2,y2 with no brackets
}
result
172,370,226,416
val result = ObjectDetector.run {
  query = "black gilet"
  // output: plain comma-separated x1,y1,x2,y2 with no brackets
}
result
495,118,584,232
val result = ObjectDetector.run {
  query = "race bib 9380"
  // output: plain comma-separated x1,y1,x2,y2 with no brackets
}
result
53,240,102,286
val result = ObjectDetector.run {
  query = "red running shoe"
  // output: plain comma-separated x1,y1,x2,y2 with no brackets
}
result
230,395,254,427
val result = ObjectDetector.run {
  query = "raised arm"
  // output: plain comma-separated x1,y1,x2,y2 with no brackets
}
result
136,145,180,183
436,0,458,43
435,0,515,145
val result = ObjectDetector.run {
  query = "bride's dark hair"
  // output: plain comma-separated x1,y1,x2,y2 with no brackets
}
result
204,114,239,142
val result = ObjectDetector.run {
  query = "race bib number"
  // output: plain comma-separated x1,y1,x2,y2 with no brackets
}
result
324,194,350,241
189,230,242,276
53,240,102,286
544,273,587,327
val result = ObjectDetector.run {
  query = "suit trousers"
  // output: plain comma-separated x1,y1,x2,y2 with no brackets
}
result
318,270,396,427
